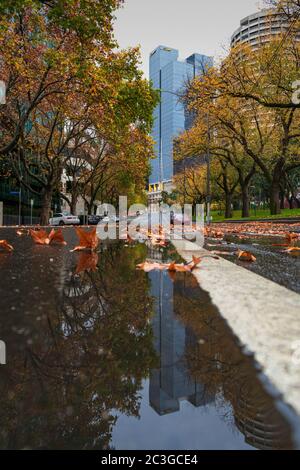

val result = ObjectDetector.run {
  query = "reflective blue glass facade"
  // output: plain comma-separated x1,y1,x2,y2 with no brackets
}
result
149,46,213,187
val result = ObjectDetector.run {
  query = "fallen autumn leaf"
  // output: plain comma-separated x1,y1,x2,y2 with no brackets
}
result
75,252,99,274
0,240,14,252
30,228,67,245
237,250,257,262
71,227,99,252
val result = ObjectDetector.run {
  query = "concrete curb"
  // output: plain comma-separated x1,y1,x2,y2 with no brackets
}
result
173,240,300,416
213,217,300,224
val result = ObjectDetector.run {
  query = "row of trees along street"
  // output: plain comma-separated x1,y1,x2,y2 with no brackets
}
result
174,0,300,218
0,0,159,224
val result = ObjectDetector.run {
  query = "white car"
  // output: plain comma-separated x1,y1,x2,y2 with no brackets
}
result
101,215,120,223
49,212,80,226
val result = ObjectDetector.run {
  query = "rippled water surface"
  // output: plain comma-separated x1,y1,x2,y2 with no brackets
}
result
0,228,300,450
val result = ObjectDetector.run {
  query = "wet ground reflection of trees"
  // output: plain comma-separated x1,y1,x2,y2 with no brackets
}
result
0,243,157,449
174,274,295,450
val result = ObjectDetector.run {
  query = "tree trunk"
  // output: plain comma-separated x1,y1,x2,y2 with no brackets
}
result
40,188,53,225
225,193,233,219
270,181,281,215
280,192,285,210
241,186,250,218
70,194,78,215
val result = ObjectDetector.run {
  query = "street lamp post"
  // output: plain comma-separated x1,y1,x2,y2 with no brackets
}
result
18,150,22,226
30,199,34,226
206,114,211,225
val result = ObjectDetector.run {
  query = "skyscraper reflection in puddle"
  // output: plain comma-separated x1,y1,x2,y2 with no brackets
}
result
147,247,297,450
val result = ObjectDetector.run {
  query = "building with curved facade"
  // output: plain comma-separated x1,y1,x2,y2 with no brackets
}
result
231,9,290,49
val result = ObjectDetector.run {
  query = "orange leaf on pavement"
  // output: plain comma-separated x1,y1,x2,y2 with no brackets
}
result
191,256,202,270
286,232,299,243
237,250,256,262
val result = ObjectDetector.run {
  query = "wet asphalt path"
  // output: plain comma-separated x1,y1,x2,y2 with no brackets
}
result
205,233,300,294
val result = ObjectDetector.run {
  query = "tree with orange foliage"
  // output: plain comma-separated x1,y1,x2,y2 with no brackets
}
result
0,1,158,223
180,45,300,215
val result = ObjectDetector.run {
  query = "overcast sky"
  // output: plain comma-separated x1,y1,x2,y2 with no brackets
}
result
114,0,264,76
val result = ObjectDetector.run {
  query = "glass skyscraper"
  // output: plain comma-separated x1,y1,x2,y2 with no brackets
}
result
149,46,213,193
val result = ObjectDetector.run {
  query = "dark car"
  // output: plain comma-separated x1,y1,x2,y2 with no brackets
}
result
87,214,102,225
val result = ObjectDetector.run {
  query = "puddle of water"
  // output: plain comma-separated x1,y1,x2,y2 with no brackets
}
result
0,228,300,449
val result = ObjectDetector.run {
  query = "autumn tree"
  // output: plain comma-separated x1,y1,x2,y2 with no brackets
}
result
176,113,255,218
0,0,124,155
81,125,154,212
172,165,207,206
0,1,158,223
183,50,300,215
267,0,300,22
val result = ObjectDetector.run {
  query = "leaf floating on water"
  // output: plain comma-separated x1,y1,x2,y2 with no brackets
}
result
168,270,177,282
30,228,67,245
75,252,99,274
237,250,256,262
30,229,51,245
167,262,177,272
168,262,191,273
0,240,14,252
136,261,164,272
285,246,300,256
71,227,99,252
49,229,67,245
16,228,28,236
137,260,192,274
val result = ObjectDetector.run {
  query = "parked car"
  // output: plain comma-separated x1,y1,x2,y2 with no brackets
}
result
87,214,102,225
101,215,120,223
49,212,80,226
173,213,191,225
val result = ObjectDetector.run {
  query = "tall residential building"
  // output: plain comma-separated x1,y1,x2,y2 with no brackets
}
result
149,46,213,196
231,9,290,49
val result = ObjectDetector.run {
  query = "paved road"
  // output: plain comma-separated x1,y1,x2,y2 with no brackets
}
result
205,233,300,294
